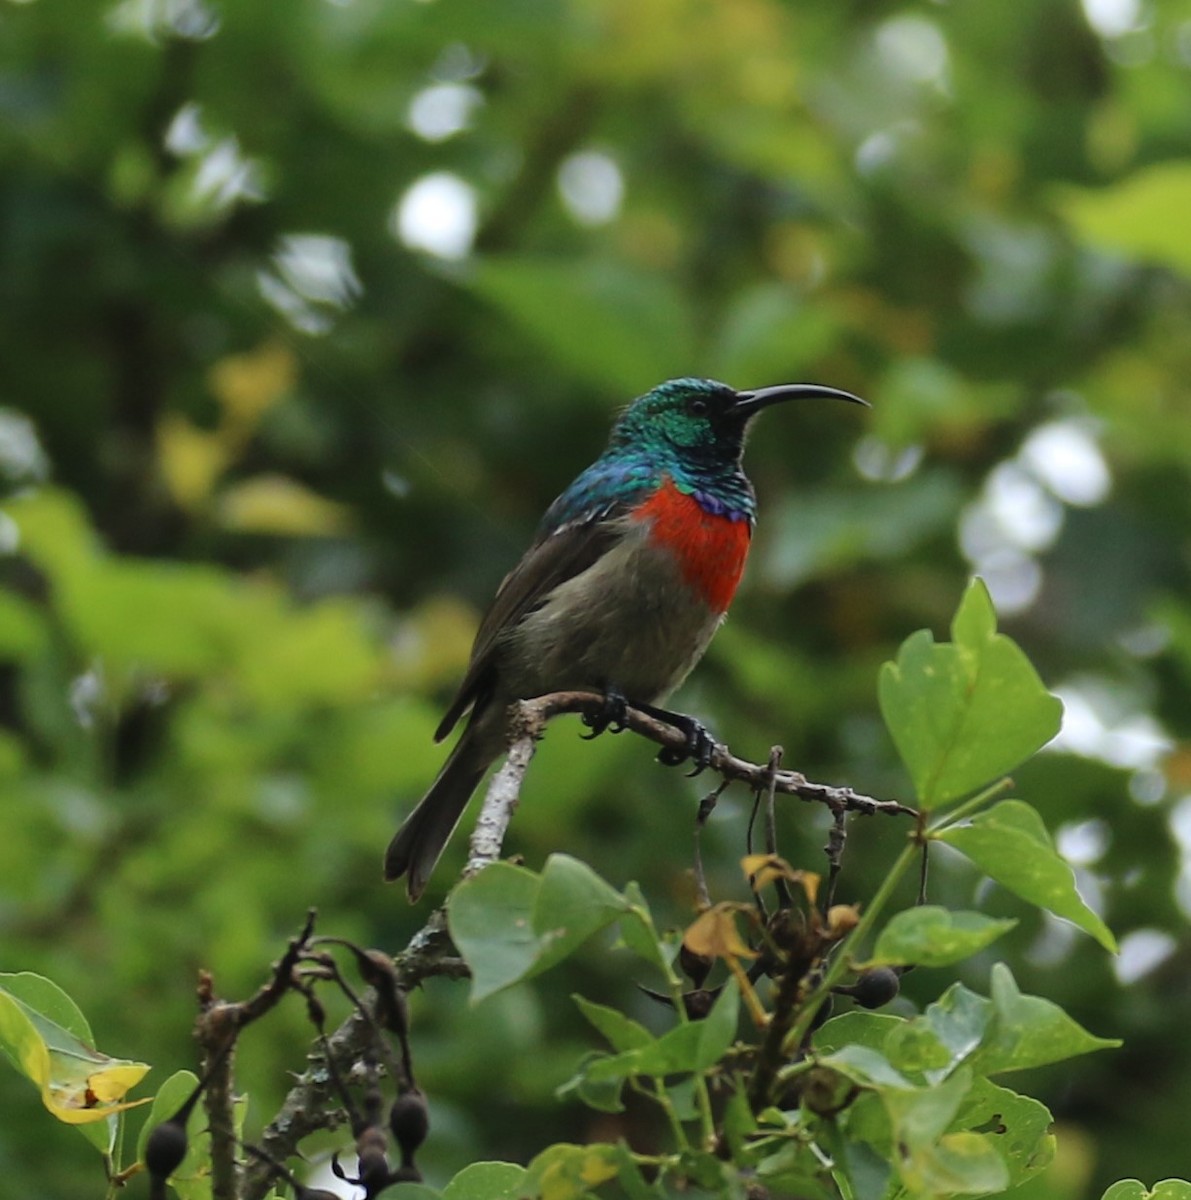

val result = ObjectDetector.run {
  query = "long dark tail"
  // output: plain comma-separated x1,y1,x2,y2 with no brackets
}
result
383,723,494,901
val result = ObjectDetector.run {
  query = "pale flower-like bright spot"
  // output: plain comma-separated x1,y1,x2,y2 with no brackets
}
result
392,173,478,260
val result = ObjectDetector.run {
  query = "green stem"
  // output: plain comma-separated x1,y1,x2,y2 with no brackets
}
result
772,1056,819,1088
926,776,1014,837
646,916,717,1146
819,1121,856,1200
635,1078,689,1151
781,837,920,1055
692,1071,717,1148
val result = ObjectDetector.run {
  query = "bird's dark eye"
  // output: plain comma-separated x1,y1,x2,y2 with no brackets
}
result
689,397,710,415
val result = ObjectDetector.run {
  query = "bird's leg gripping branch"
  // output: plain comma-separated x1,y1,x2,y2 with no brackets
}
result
463,690,915,882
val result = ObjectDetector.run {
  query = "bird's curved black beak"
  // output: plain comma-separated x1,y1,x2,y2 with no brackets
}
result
732,383,868,418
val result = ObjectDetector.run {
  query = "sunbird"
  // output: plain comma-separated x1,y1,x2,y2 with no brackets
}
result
385,377,865,899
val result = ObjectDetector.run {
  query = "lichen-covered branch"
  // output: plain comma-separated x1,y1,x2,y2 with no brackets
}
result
241,914,466,1200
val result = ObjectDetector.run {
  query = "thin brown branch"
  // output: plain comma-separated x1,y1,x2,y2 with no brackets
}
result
500,691,915,820
195,978,240,1200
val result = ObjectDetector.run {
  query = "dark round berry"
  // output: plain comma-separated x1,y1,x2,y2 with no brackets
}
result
144,1119,189,1180
356,1145,391,1192
389,1089,430,1156
850,967,901,1009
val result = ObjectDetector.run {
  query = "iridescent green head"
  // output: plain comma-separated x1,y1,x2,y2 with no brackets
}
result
609,377,865,462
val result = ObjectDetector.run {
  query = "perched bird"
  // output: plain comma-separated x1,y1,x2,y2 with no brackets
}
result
384,377,865,899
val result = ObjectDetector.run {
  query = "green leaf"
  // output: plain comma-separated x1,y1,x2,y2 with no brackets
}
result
720,1088,758,1159
523,1142,621,1200
954,1078,1055,1188
971,964,1120,1075
882,1065,972,1145
0,972,94,1045
882,1069,1011,1196
878,578,1063,807
754,1142,838,1200
870,906,1017,967
449,857,635,1002
1060,163,1191,277
938,800,1118,951
572,996,654,1054
693,976,740,1070
665,1076,700,1122
901,1130,1009,1197
447,863,544,1003
579,983,739,1083
557,1051,627,1114
813,1011,905,1058
388,1186,441,1200
884,983,992,1079
1102,1183,1191,1200
0,973,150,1155
676,1147,737,1191
615,882,673,978
0,590,49,660
609,1142,665,1200
531,855,633,977
817,1044,913,1090
441,1161,526,1200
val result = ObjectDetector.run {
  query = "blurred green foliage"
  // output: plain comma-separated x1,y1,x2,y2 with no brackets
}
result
2,0,1191,1195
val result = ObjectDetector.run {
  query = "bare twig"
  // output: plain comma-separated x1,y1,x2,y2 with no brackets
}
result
195,981,240,1200
692,780,729,911
196,910,318,1200
241,911,467,1200
823,807,849,911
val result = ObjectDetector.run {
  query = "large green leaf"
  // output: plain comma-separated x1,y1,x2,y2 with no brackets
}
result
530,855,636,976
447,863,546,1002
937,800,1117,951
813,1012,904,1058
878,579,1063,808
884,969,1118,1081
449,856,638,1002
870,907,1017,967
953,1078,1055,1189
972,964,1120,1075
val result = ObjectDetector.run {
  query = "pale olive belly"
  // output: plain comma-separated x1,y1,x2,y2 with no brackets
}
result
495,526,724,705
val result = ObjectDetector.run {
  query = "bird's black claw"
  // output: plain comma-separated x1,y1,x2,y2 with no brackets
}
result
582,688,629,740
654,714,715,775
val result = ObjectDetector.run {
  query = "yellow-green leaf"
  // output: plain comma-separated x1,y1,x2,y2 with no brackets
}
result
0,973,150,1130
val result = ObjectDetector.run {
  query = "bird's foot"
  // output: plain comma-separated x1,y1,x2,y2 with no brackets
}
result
640,704,716,776
581,687,630,740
